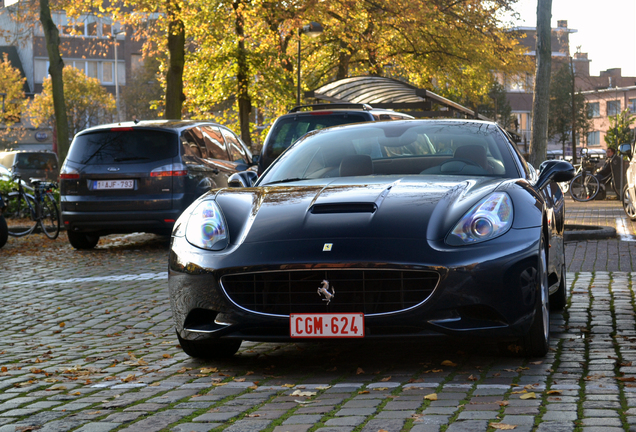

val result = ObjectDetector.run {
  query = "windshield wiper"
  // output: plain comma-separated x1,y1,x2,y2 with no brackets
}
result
113,157,151,162
262,178,306,186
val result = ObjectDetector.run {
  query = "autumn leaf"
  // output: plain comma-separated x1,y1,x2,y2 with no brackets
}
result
490,423,517,430
0,366,7,373
498,401,509,406
424,393,437,401
380,376,392,382
291,390,316,397
282,384,295,388
234,378,246,382
121,374,136,383
358,390,370,394
617,377,636,382
373,387,388,391
546,390,562,395
162,354,171,359
468,374,478,381
59,322,65,328
441,360,457,367
520,392,536,399
200,367,218,374
356,367,365,374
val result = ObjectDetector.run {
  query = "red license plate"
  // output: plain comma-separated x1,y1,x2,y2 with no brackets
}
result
290,313,364,338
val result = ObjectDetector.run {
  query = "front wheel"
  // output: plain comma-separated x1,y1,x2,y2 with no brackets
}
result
40,193,60,239
569,173,600,202
520,234,550,357
5,192,37,237
177,333,242,359
623,184,636,221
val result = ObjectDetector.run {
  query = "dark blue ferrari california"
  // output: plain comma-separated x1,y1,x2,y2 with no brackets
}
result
168,119,575,358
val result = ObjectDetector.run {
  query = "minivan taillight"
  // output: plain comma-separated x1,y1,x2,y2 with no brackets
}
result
151,163,188,177
59,165,80,179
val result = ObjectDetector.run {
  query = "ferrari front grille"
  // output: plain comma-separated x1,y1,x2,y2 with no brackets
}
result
220,269,439,317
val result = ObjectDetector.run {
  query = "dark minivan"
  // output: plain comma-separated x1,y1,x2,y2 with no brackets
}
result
60,120,253,249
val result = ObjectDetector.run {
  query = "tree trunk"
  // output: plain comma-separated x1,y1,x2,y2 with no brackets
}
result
529,0,552,167
165,0,185,119
39,0,69,164
234,0,252,147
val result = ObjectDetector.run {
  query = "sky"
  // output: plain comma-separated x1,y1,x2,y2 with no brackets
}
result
509,0,636,77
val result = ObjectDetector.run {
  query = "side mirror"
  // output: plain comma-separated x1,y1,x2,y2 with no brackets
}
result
228,171,258,188
619,143,632,157
537,160,575,190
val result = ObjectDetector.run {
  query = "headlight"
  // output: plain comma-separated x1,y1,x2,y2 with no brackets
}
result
182,200,229,250
446,192,513,246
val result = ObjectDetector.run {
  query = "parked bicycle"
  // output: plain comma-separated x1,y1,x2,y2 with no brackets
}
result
0,194,7,248
3,174,60,239
569,149,601,202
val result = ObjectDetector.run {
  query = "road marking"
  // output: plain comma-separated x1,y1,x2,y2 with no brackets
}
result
616,217,636,241
2,272,168,287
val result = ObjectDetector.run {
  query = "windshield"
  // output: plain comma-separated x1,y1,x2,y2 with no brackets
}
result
264,113,369,160
260,121,518,185
68,129,178,165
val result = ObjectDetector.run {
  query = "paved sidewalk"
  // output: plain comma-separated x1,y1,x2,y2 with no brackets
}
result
0,199,635,432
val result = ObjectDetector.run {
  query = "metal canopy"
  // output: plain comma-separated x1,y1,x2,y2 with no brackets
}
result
306,76,492,121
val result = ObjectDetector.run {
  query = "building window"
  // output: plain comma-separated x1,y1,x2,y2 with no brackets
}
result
587,131,600,146
102,62,113,83
607,100,621,116
34,59,49,83
587,102,600,118
629,99,636,114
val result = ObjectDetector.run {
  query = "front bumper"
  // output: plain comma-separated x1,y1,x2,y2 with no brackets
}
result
169,227,542,343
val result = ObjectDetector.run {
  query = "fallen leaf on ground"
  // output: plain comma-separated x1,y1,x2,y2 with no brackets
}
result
424,393,437,401
546,390,562,395
200,367,218,374
490,423,517,430
441,360,457,367
380,376,391,382
356,367,364,374
520,392,536,399
291,390,316,397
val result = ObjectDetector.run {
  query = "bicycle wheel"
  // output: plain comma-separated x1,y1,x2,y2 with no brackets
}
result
40,192,60,239
569,173,600,202
558,181,569,195
4,192,37,236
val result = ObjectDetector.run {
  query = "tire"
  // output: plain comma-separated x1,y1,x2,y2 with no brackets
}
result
520,235,550,357
569,173,600,202
0,215,7,248
550,264,567,311
177,332,241,359
623,184,636,221
40,193,60,239
5,192,37,237
68,231,100,249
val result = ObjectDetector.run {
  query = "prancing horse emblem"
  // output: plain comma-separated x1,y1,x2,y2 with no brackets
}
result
317,280,335,305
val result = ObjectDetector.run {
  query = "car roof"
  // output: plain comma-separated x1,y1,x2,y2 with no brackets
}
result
285,103,412,116
77,119,227,135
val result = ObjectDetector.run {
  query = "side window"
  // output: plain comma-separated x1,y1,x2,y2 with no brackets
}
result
181,130,204,158
200,126,228,160
221,128,248,163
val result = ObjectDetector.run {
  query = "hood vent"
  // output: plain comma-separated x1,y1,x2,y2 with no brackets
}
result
310,203,377,214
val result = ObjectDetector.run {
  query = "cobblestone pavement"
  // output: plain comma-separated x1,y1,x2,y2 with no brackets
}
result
2,199,636,432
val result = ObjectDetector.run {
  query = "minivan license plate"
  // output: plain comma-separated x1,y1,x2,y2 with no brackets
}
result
94,180,134,190
290,313,364,338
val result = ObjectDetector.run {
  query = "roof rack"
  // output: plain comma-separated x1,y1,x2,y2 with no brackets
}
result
288,103,374,113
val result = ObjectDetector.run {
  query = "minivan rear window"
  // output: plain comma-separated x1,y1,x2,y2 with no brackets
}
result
15,153,57,169
68,130,178,165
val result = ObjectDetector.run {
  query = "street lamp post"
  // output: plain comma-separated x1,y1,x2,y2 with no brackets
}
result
110,29,126,122
296,22,323,106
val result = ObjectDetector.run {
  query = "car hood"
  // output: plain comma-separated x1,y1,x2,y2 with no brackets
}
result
214,176,511,244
